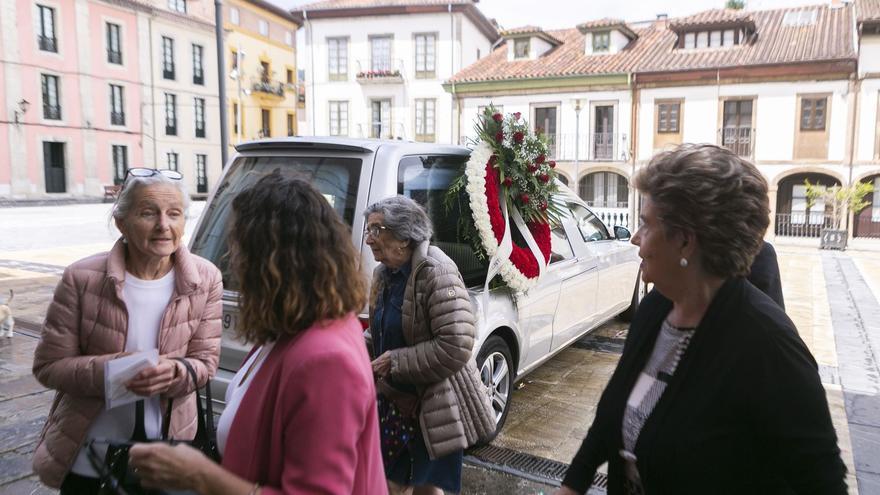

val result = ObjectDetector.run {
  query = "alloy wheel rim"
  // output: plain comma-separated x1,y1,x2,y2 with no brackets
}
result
480,351,510,423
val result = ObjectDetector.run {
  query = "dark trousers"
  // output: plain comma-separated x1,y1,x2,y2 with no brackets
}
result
60,472,101,495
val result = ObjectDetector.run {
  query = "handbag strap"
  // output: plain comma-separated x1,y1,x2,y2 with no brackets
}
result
132,400,148,442
172,357,216,445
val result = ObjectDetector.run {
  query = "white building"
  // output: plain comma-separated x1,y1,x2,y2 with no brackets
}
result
140,0,222,196
293,0,499,144
854,0,880,242
447,4,880,243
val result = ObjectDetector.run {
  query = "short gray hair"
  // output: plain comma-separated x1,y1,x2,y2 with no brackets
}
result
111,175,190,223
364,195,433,245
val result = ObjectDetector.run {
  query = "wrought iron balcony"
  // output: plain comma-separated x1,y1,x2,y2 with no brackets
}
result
110,112,125,126
165,124,177,136
355,59,405,84
163,66,175,80
193,72,204,85
546,133,626,161
195,126,205,138
38,35,57,52
43,105,61,120
252,73,285,98
107,50,122,64
720,126,754,157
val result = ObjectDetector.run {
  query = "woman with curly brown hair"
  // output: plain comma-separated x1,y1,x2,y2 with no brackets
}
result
556,144,846,495
129,171,387,495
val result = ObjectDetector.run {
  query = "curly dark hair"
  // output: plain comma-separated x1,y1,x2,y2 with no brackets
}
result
229,171,367,345
633,143,770,278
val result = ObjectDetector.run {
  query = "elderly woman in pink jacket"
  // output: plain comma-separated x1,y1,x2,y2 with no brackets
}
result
32,168,223,494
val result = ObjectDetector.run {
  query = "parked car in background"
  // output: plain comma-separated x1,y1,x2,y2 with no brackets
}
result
189,137,641,435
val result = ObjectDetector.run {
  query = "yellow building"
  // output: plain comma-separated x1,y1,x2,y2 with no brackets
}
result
223,0,300,148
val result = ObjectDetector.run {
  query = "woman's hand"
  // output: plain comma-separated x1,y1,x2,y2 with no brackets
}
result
371,351,392,378
126,357,177,396
128,443,209,491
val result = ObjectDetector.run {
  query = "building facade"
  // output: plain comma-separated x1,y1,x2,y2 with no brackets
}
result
0,0,223,199
293,0,498,144
447,3,880,244
223,0,299,150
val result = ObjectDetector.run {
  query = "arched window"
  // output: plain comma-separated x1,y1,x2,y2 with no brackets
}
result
578,172,629,207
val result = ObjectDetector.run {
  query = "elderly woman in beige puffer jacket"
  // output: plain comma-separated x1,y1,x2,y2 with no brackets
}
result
32,169,222,493
365,195,495,495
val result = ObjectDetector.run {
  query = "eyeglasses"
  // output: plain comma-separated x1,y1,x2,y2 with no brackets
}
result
124,167,183,181
364,223,390,238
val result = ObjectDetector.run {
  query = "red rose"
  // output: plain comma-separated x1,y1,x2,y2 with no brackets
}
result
536,154,545,164
548,160,556,168
503,177,513,187
495,131,504,143
520,194,530,204
540,201,548,211
488,154,498,165
528,164,538,173
492,113,503,123
513,131,525,144
539,173,550,183
514,112,522,120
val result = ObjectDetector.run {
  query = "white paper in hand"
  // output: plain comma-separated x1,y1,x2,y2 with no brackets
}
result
104,349,159,410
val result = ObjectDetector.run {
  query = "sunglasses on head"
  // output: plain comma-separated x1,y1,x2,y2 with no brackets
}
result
124,167,183,181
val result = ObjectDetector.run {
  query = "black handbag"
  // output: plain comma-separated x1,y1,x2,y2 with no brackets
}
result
87,358,221,495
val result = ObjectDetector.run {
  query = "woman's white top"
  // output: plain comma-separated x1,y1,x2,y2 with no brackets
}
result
217,341,275,456
71,269,175,477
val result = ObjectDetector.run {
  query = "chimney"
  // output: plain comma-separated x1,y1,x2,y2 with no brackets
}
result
655,13,668,27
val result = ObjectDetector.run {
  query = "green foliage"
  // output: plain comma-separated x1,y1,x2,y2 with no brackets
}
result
725,0,745,10
804,179,874,230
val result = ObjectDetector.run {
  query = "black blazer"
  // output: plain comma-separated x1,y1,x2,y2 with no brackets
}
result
562,278,846,494
748,241,785,310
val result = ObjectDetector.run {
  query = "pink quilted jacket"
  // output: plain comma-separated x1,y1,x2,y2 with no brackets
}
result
32,239,223,488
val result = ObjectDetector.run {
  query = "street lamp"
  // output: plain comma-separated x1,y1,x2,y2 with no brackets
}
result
13,99,30,125
229,48,246,144
573,99,583,199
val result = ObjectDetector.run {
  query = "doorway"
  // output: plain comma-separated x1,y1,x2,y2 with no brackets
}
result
43,141,66,193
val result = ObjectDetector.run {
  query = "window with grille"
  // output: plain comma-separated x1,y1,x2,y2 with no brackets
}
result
592,31,610,52
110,84,125,126
329,101,348,136
415,33,436,78
37,5,57,52
196,154,208,193
657,102,680,133
415,99,436,142
328,38,348,81
162,37,175,79
192,44,204,85
168,0,186,13
194,97,205,138
165,93,177,135
800,97,827,131
112,145,128,185
41,74,61,120
370,36,392,72
261,109,271,137
167,152,179,171
107,23,122,64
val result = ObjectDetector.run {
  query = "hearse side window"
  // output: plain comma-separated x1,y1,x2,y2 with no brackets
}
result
190,155,363,291
397,154,488,286
569,203,610,242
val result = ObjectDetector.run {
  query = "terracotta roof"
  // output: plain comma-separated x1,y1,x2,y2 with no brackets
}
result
244,0,300,24
500,25,562,45
297,0,471,10
447,3,855,84
856,0,880,23
292,0,499,42
668,8,755,31
577,18,627,31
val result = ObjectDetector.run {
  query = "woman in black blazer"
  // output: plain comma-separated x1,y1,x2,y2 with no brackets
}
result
556,144,846,495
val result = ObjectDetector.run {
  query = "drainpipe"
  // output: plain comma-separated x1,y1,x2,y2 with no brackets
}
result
214,0,229,167
148,15,158,167
449,3,456,144
629,72,638,229
305,10,316,136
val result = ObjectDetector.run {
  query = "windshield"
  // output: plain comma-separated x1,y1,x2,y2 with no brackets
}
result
190,155,363,291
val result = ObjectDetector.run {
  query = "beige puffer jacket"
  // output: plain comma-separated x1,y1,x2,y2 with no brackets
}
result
370,241,496,459
32,239,223,488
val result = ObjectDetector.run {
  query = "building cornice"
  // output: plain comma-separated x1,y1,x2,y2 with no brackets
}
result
444,73,630,95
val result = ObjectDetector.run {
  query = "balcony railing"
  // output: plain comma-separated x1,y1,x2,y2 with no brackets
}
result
163,66,175,80
854,214,880,239
252,73,285,97
110,112,125,126
43,105,61,120
774,212,831,238
38,35,57,52
107,50,122,64
591,206,631,229
357,122,407,140
193,73,204,85
165,124,177,136
195,126,205,138
721,126,754,157
548,133,626,161
355,59,405,84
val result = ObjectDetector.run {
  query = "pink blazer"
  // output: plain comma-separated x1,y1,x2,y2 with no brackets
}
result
222,314,387,495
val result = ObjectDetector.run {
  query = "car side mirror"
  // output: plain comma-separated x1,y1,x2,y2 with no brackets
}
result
614,226,631,241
